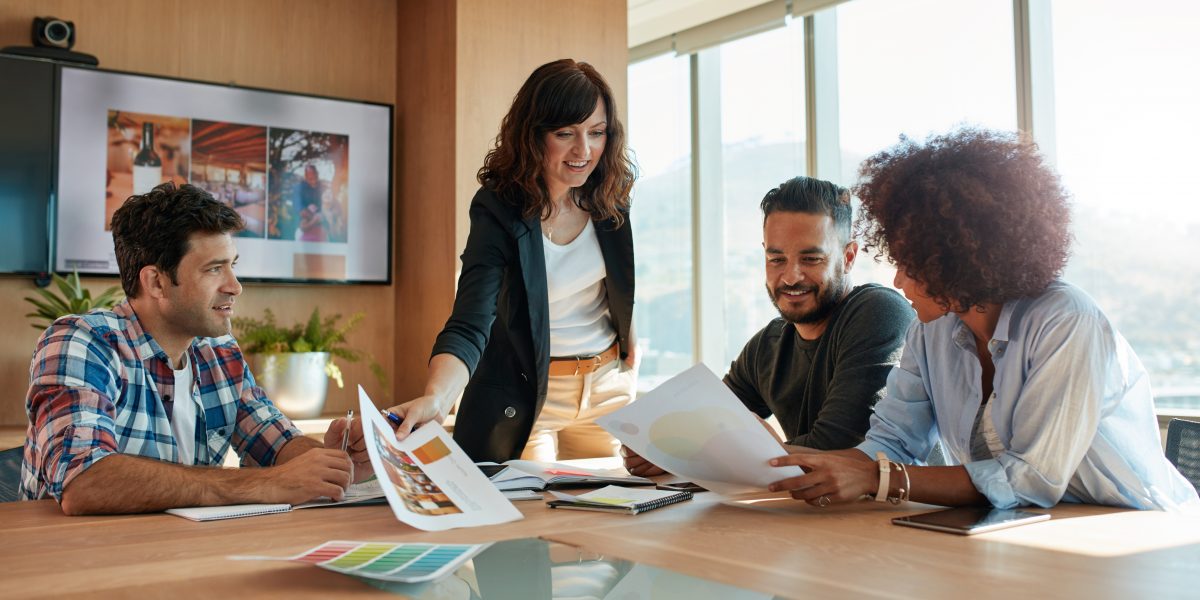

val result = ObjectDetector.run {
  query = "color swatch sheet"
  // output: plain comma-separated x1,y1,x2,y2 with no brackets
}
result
239,540,487,583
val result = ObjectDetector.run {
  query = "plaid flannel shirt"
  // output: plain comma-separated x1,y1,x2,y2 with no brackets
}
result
20,301,302,502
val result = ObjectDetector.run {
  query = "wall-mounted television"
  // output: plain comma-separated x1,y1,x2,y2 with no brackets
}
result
55,65,393,283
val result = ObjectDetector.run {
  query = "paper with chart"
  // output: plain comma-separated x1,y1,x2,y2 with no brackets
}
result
596,364,803,495
358,386,522,530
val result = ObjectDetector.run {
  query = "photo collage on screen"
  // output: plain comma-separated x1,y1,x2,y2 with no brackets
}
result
103,111,350,251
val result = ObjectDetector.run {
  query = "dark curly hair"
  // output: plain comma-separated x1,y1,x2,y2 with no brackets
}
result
111,182,243,298
853,128,1071,311
477,59,636,226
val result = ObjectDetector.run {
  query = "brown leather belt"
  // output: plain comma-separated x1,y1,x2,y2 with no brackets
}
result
547,342,620,377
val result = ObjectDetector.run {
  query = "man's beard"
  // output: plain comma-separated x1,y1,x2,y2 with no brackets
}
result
767,274,848,325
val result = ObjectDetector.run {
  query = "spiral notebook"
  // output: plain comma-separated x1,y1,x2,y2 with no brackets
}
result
546,485,692,515
166,503,292,521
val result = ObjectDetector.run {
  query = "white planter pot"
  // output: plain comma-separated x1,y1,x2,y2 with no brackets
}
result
251,352,330,419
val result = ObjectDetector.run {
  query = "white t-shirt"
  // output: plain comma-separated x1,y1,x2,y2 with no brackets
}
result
171,354,197,465
543,221,616,357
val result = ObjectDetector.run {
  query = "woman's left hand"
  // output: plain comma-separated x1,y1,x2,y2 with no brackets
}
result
767,453,878,506
623,342,639,369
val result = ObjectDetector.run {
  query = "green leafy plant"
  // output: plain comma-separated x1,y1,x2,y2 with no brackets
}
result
233,307,386,389
24,272,125,331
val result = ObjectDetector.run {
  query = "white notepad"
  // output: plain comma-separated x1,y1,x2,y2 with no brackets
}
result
166,503,291,522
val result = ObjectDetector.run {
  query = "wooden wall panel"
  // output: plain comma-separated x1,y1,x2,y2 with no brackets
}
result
453,0,629,252
0,0,397,425
0,0,184,74
392,0,459,403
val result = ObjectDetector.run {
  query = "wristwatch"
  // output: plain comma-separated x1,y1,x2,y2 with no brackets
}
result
875,451,890,502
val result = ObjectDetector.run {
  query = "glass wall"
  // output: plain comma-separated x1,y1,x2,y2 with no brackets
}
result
719,23,807,364
627,0,1200,410
836,0,1017,287
1052,0,1200,406
628,52,694,389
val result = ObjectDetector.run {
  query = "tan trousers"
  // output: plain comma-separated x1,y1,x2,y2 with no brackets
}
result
520,359,637,461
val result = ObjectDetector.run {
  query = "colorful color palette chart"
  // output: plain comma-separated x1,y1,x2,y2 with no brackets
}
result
275,540,486,583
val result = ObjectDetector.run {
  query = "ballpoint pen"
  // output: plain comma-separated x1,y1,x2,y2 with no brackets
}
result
341,409,354,453
341,409,355,485
380,409,403,429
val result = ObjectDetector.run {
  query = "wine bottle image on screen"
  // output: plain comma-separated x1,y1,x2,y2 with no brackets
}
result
132,122,162,194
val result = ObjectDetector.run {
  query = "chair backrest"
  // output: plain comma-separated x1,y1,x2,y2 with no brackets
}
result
1165,418,1200,493
0,446,23,503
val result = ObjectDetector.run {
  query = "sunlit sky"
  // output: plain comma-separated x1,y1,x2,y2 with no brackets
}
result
627,0,1200,377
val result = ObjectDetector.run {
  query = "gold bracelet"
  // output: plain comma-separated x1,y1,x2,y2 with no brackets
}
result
888,461,911,504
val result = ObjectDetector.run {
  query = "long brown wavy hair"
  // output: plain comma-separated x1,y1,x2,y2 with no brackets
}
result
477,59,636,226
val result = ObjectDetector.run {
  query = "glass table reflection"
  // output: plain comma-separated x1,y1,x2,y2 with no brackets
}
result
358,537,780,599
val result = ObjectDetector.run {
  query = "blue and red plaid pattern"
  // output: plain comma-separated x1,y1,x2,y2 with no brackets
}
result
20,301,302,501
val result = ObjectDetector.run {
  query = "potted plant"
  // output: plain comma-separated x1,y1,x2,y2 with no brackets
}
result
233,307,386,418
24,271,125,330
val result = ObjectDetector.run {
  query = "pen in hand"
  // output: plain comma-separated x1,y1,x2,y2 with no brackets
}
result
381,409,402,429
341,409,354,485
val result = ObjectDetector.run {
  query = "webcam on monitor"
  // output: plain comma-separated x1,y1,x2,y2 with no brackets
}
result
0,16,98,66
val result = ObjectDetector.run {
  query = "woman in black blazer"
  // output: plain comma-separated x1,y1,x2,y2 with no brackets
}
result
384,59,638,463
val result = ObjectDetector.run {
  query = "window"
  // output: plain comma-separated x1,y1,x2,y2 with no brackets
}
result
1052,0,1200,407
628,52,693,389
627,0,1199,409
719,23,807,364
836,0,1017,288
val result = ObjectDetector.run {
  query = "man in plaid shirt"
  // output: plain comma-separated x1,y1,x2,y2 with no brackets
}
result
21,183,356,515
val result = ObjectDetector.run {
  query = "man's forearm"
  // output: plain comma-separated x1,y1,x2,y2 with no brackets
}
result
59,454,270,515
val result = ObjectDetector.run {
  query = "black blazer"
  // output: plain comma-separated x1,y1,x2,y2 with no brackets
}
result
433,187,634,462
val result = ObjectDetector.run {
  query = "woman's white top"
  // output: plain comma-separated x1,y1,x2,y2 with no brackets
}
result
171,354,197,465
543,220,616,357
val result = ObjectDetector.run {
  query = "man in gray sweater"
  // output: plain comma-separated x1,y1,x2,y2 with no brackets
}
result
624,176,914,475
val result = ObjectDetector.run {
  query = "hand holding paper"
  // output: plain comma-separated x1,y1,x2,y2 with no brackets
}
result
596,364,803,495
357,386,522,530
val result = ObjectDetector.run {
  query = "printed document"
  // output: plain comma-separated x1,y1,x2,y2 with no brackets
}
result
358,386,523,530
596,364,803,495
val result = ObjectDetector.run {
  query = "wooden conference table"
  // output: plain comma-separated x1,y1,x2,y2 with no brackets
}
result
3,476,1199,598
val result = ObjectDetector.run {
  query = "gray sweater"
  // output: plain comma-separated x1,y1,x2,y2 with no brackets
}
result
723,284,915,450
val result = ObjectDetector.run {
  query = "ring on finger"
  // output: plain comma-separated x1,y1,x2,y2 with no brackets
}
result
817,495,831,507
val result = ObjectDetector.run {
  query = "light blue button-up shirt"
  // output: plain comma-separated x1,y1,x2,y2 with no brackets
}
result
857,281,1199,511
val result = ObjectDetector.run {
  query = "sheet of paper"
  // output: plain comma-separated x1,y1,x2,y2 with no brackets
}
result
358,386,523,530
596,364,803,495
502,489,544,502
292,477,387,509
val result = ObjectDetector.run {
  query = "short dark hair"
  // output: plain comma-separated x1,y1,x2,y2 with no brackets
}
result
110,182,244,297
760,176,852,243
853,127,1071,310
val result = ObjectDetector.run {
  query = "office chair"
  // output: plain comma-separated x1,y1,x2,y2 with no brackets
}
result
0,446,22,502
1165,418,1200,493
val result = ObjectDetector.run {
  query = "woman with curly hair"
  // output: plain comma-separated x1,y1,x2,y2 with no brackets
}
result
767,128,1197,511
355,59,639,464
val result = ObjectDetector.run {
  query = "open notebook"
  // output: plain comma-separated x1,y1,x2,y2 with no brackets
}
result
546,485,693,515
166,478,385,521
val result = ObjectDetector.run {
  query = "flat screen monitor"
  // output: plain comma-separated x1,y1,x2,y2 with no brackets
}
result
0,54,55,275
55,66,393,283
